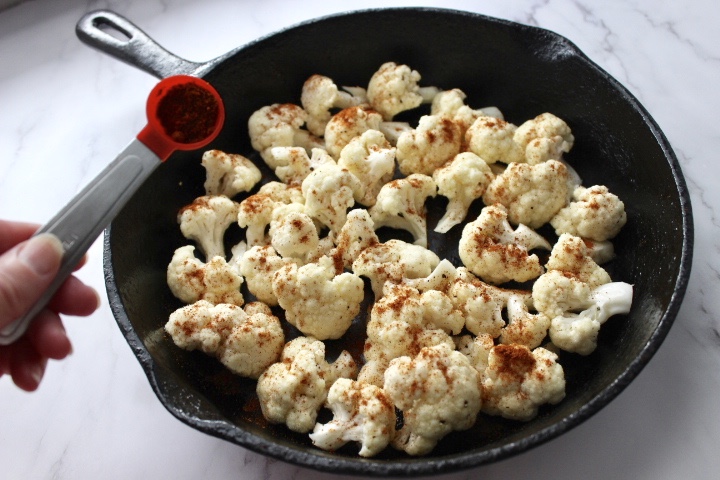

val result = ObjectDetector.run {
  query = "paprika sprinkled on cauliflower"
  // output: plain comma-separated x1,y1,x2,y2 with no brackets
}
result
324,105,383,158
366,61,439,121
499,295,551,349
431,88,504,135
310,379,396,457
545,233,612,288
165,300,284,379
330,209,379,270
238,245,293,306
465,115,524,164
433,152,495,233
480,344,565,421
514,112,575,165
301,74,368,136
459,204,551,284
352,239,440,298
270,146,336,187
237,183,305,247
384,343,481,456
248,103,324,169
256,337,357,433
201,149,262,198
395,114,463,176
178,195,240,260
167,245,244,306
368,174,437,248
301,162,365,235
337,129,396,207
550,185,627,242
268,204,320,263
272,256,365,340
482,160,569,228
455,333,495,373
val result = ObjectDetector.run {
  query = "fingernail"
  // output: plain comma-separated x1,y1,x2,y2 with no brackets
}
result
18,234,64,275
29,364,44,386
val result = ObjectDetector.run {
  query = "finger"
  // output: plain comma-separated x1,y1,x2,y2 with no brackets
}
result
0,220,40,254
26,309,73,360
0,233,64,329
47,275,100,317
8,337,47,391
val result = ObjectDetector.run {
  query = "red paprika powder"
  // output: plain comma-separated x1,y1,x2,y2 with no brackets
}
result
156,83,220,144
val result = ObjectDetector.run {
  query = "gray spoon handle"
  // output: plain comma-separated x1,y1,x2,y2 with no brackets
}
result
0,139,160,345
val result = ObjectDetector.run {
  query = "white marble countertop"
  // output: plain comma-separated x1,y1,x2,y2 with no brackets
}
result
0,0,718,478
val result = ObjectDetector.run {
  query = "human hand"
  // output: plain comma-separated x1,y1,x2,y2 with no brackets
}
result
0,220,100,391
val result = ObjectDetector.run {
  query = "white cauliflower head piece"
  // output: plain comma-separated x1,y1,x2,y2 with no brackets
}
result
331,208,380,270
458,204,551,284
310,379,396,458
272,255,365,340
366,61,439,121
480,344,565,421
384,344,482,456
238,245,293,306
433,151,495,233
301,162,364,234
201,149,262,197
514,112,574,165
301,74,367,136
482,160,570,228
167,245,244,306
165,300,284,379
270,146,336,187
178,195,240,260
395,114,462,176
431,88,504,135
368,174,437,248
324,105,383,158
268,204,320,262
256,337,357,433
465,116,524,164
550,185,627,241
248,103,323,169
337,129,396,206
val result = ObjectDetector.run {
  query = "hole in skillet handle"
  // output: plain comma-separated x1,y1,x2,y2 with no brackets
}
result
138,75,225,160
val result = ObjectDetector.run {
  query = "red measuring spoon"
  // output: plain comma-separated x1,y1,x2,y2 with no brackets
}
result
0,75,225,345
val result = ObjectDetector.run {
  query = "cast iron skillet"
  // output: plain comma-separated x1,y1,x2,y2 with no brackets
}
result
78,7,693,477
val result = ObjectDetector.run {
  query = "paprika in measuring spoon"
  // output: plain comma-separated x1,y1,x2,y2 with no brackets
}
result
0,75,225,345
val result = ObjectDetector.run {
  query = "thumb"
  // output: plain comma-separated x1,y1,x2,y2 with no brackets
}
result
0,233,64,329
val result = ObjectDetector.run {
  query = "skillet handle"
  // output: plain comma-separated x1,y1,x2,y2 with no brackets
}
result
76,10,203,79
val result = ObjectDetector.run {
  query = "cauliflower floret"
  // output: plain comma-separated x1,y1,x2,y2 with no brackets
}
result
237,183,305,247
458,204,551,284
454,333,494,373
201,149,262,197
268,204,320,262
325,105,383,158
352,239,440,298
366,61,439,121
248,103,324,169
178,195,240,260
548,281,633,355
330,209,379,270
167,245,244,306
272,255,365,340
368,174,437,248
302,162,364,234
546,233,612,288
238,245,293,306
337,129,396,206
480,344,565,421
514,113,574,165
271,146,336,187
309,379,395,457
165,300,284,379
550,185,628,241
395,114,462,176
384,344,481,455
257,337,357,433
301,74,367,136
499,295,551,349
431,88,504,135
482,160,569,228
465,116,524,164
433,152,495,233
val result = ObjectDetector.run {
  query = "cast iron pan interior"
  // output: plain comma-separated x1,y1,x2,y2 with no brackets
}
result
101,8,693,477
